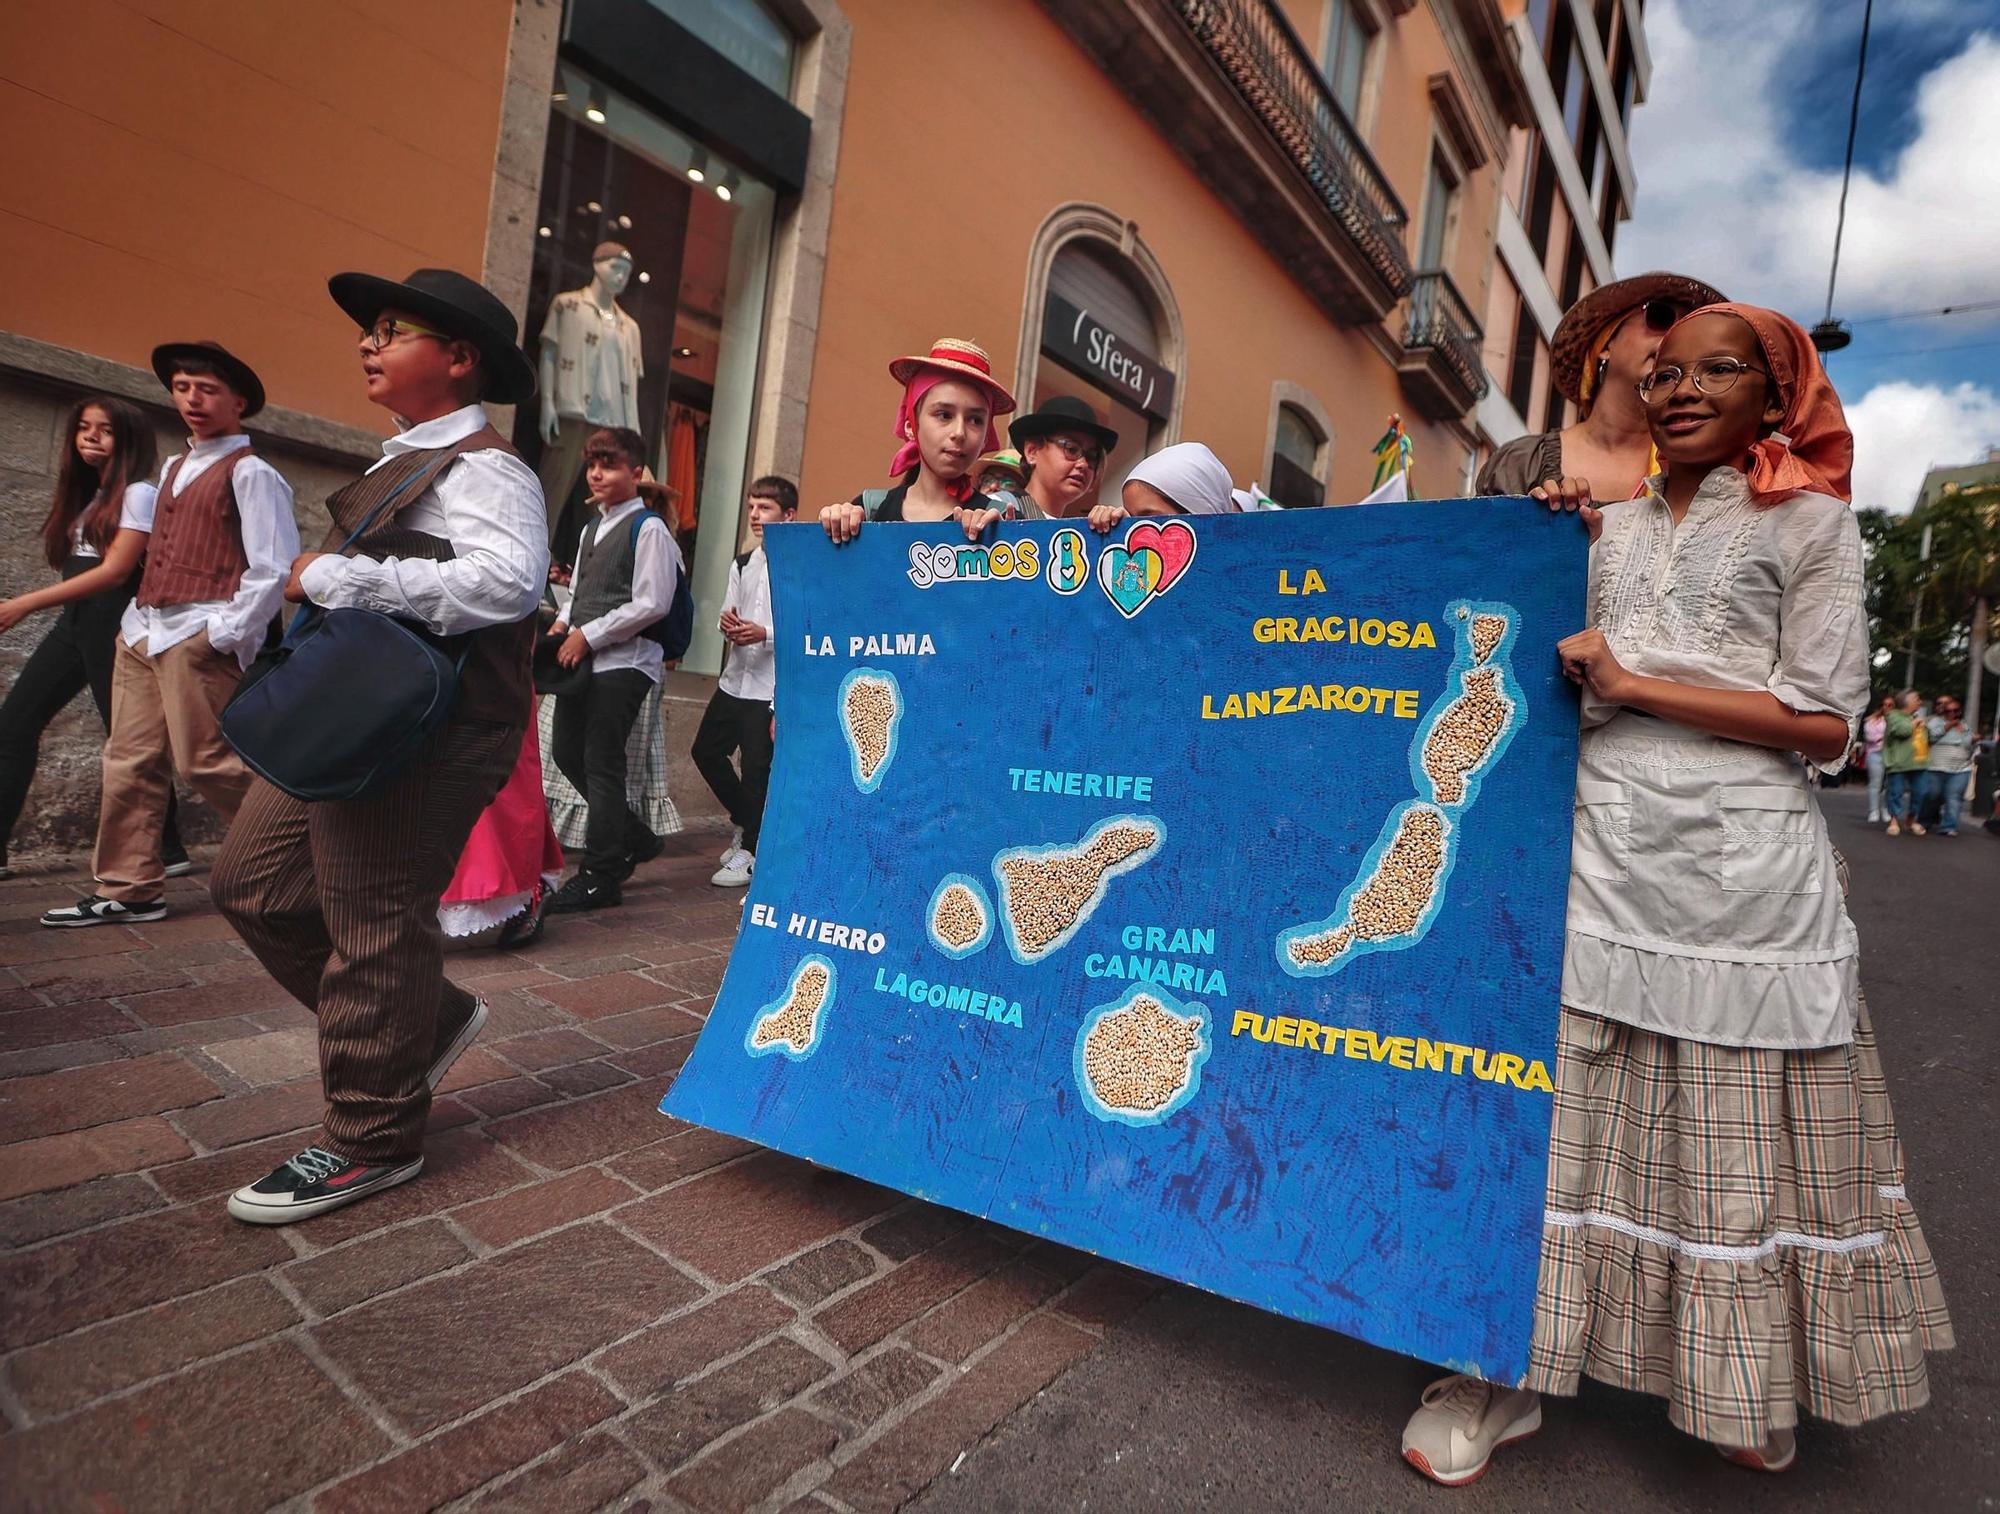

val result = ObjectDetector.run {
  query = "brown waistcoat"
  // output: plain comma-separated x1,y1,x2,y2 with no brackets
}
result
320,426,537,727
135,447,254,608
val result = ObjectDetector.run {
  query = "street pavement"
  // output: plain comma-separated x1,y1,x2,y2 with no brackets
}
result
915,785,1997,1513
0,784,1987,1511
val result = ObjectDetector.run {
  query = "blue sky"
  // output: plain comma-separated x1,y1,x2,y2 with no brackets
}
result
1618,0,2000,509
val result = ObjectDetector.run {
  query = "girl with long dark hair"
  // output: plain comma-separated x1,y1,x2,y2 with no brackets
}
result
0,396,185,877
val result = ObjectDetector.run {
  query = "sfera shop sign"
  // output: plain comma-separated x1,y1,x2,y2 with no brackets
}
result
1042,293,1175,421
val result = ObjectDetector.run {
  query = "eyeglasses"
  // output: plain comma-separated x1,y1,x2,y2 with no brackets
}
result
1636,356,1768,404
1040,437,1104,470
359,318,450,353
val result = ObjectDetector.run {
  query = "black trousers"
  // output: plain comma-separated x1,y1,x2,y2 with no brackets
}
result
691,687,775,852
550,666,656,878
0,559,181,862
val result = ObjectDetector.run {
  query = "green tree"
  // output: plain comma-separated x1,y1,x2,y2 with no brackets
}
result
1861,485,2000,729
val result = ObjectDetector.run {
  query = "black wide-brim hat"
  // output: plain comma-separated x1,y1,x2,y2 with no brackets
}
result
151,341,266,418
1008,393,1119,453
327,267,539,404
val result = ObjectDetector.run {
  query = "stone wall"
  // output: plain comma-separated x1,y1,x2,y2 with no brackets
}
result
0,334,380,860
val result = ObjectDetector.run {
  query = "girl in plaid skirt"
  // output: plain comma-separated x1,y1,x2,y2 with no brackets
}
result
1404,305,1952,1485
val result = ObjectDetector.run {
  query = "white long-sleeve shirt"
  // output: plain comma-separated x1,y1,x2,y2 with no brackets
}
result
300,404,548,635
573,496,680,683
717,545,775,703
120,434,298,668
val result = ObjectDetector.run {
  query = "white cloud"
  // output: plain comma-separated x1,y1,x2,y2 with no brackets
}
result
1621,5,2000,317
1624,6,2000,515
1845,381,2000,511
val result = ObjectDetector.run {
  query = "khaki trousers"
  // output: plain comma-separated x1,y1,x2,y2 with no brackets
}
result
94,633,251,902
211,720,522,1163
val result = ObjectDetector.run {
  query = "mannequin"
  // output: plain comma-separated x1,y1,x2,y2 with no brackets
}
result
537,241,645,545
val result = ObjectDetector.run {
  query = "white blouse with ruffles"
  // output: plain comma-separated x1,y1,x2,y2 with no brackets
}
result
1560,467,1871,1050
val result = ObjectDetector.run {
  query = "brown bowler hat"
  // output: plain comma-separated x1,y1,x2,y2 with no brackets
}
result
151,341,267,418
1549,271,1727,405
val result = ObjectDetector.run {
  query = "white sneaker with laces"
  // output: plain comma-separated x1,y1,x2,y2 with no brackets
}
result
1402,1374,1541,1487
721,825,744,863
711,848,755,888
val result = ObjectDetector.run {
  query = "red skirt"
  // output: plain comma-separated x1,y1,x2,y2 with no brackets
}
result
439,728,563,937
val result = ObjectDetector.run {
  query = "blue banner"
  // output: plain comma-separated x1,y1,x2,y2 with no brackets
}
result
663,501,1585,1383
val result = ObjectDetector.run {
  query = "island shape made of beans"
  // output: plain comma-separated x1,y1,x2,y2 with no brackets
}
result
1420,666,1513,807
751,962,832,1053
1286,806,1448,965
843,677,898,784
1000,823,1161,959
1081,994,1205,1114
931,883,987,951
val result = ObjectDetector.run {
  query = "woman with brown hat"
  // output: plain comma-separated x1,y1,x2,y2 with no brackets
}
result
820,338,1016,543
1479,271,1724,508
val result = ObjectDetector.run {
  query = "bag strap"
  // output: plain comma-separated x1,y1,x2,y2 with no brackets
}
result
276,465,467,654
334,464,439,555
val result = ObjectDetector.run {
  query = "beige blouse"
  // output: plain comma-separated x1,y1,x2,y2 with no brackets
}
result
1561,469,1872,1049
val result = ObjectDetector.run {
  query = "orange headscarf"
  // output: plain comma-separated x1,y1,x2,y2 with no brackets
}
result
1672,302,1854,504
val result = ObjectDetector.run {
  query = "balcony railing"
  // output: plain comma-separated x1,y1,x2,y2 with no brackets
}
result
1397,270,1488,419
1038,0,1415,322
1173,0,1413,301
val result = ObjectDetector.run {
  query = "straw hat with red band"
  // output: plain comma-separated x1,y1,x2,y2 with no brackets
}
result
887,338,1017,415
1551,271,1726,407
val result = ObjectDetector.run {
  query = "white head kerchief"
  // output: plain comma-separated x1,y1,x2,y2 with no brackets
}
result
1128,442,1233,515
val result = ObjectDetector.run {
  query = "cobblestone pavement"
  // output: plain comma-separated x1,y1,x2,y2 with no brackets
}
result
0,829,1160,1512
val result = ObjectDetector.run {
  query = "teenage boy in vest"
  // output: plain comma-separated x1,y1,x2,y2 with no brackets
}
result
544,426,683,913
692,475,795,887
42,342,297,928
212,269,548,1223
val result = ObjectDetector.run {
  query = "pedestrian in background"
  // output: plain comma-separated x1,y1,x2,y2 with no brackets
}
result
1861,693,1891,821
692,476,796,889
0,395,188,880
545,427,681,913
42,345,297,927
1920,694,1974,837
1882,689,1926,835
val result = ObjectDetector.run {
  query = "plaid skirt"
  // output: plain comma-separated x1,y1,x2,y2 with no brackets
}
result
535,683,684,851
1528,980,1953,1442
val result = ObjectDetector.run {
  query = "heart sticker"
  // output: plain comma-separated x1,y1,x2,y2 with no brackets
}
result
1095,520,1198,618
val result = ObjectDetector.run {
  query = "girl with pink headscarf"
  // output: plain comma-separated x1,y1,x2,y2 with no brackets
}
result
820,339,1016,544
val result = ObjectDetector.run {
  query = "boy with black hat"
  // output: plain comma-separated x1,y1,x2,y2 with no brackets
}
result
999,395,1120,520
41,341,297,928
211,269,549,1224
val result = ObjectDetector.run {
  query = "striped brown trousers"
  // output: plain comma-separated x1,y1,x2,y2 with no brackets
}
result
212,719,521,1162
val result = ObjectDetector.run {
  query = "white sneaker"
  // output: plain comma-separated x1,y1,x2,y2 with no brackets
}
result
1402,1375,1541,1487
720,825,744,863
711,849,755,888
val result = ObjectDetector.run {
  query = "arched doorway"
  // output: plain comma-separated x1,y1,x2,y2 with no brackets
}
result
1014,205,1185,502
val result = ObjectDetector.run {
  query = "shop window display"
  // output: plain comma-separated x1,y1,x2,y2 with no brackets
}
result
520,63,774,672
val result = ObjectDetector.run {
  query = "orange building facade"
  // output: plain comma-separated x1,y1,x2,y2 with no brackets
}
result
4,0,1640,842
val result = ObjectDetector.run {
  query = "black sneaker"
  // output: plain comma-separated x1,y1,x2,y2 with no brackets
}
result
625,829,666,872
426,995,489,1089
40,894,166,928
161,846,196,878
227,1145,422,1225
546,872,621,914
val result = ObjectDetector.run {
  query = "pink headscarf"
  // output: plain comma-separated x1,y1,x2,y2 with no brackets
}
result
889,370,1007,503
1671,302,1855,504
